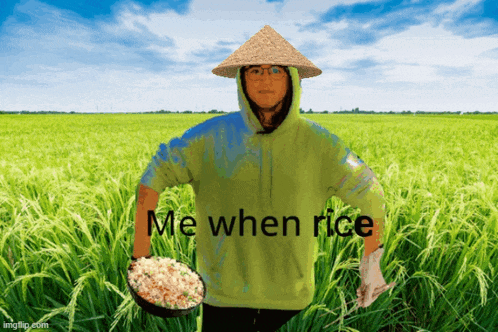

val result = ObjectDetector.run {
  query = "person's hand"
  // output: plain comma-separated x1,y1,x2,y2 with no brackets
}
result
356,246,396,308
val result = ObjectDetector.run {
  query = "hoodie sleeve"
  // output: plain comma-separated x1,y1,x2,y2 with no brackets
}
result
138,128,205,195
323,134,386,220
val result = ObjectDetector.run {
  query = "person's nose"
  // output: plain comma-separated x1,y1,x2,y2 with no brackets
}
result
261,71,273,83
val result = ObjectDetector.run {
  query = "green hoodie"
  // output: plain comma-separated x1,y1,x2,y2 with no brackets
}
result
139,66,386,311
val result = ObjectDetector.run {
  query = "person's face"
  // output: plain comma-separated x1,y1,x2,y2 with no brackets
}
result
244,64,289,111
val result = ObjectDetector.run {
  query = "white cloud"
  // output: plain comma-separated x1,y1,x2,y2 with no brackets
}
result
472,58,498,77
373,22,498,66
102,0,377,67
114,10,145,32
1,0,498,113
381,64,439,83
433,0,482,16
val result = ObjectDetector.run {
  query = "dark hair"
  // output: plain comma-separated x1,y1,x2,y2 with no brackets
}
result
240,65,293,133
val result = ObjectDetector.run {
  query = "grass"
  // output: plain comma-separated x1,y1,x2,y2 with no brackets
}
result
0,113,497,331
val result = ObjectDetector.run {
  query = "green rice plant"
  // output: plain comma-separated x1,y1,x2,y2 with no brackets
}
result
0,113,497,331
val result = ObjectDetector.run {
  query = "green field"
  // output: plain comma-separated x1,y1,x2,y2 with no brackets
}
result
1,113,497,331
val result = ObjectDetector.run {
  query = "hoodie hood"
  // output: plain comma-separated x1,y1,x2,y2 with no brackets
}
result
237,66,302,137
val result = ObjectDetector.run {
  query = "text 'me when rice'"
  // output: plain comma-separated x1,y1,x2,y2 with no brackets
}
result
128,256,204,309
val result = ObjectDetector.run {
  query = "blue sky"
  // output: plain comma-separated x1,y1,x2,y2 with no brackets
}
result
1,0,497,113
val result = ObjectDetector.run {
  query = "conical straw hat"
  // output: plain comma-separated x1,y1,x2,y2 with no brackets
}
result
212,25,322,79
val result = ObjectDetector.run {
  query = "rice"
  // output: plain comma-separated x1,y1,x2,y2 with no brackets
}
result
128,256,204,309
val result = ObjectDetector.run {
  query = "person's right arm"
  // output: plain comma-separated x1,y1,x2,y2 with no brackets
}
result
132,183,159,259
132,125,204,259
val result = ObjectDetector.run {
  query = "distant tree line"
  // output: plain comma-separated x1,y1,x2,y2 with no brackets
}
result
0,109,228,114
0,108,496,115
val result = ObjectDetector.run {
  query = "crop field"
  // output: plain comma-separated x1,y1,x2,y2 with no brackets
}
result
1,113,497,331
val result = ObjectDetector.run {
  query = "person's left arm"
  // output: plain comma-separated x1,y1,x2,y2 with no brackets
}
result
323,134,386,255
322,134,395,307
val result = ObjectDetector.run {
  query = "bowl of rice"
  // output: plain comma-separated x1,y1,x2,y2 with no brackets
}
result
127,256,206,318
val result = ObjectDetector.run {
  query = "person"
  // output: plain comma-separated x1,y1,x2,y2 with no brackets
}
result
132,25,395,332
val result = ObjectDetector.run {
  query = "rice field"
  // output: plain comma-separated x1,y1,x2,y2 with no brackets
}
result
1,113,497,332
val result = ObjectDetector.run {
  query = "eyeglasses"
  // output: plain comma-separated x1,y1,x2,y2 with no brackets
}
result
245,66,286,81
